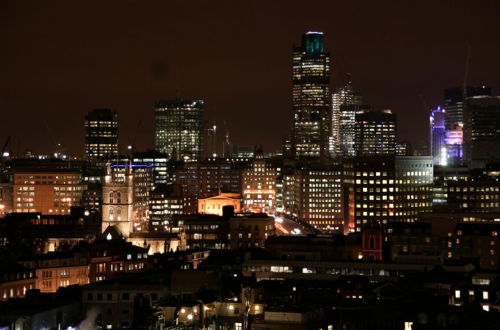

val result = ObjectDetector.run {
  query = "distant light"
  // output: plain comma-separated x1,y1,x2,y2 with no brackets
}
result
106,233,112,241
84,210,90,216
187,314,193,320
2,152,9,157
127,145,132,150
306,31,323,35
228,305,234,310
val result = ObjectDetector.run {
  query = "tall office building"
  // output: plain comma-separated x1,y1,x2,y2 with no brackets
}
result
463,96,500,168
354,110,396,156
443,86,491,163
332,80,363,157
430,106,446,166
444,86,491,129
84,109,118,165
154,99,204,162
291,31,331,160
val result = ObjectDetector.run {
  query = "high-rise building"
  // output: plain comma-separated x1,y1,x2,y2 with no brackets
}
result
132,151,169,185
344,156,433,232
444,86,491,130
154,99,204,162
332,81,363,157
291,31,331,160
339,104,370,157
463,96,500,168
430,106,446,166
354,110,396,156
84,109,118,165
443,86,491,163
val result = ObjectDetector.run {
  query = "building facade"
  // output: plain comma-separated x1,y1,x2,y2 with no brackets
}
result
102,164,134,237
463,96,500,168
430,106,446,166
13,169,84,215
154,99,204,162
84,109,118,165
354,110,396,156
242,154,279,214
344,156,433,232
333,81,364,157
291,31,331,160
283,165,344,232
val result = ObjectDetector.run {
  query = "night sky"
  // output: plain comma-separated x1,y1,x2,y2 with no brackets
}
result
1,0,499,156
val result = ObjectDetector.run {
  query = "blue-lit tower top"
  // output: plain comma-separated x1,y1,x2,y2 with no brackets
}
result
303,31,325,56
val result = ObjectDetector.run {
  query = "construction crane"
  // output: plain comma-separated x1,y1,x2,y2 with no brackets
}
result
1,136,11,158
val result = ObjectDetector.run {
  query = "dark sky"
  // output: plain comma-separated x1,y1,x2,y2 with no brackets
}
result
1,0,499,156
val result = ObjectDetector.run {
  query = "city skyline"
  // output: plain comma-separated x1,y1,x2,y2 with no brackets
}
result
1,1,500,156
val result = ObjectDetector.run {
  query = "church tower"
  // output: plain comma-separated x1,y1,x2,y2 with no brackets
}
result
102,163,134,237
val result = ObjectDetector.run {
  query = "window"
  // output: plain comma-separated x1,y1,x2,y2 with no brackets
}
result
122,292,130,300
107,293,113,301
369,235,375,249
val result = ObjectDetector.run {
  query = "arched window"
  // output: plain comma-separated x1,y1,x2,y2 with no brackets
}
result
109,192,114,204
116,192,121,204
109,208,114,220
369,235,376,249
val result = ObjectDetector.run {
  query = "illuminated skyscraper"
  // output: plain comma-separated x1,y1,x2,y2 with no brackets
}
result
84,109,118,165
291,31,331,160
354,110,396,156
331,80,364,157
154,99,204,162
430,106,446,166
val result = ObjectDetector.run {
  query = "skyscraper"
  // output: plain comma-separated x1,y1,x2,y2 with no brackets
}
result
154,99,204,162
443,86,491,163
291,31,331,160
84,109,118,165
430,106,446,166
444,86,491,130
354,110,396,156
332,80,364,157
463,96,500,168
